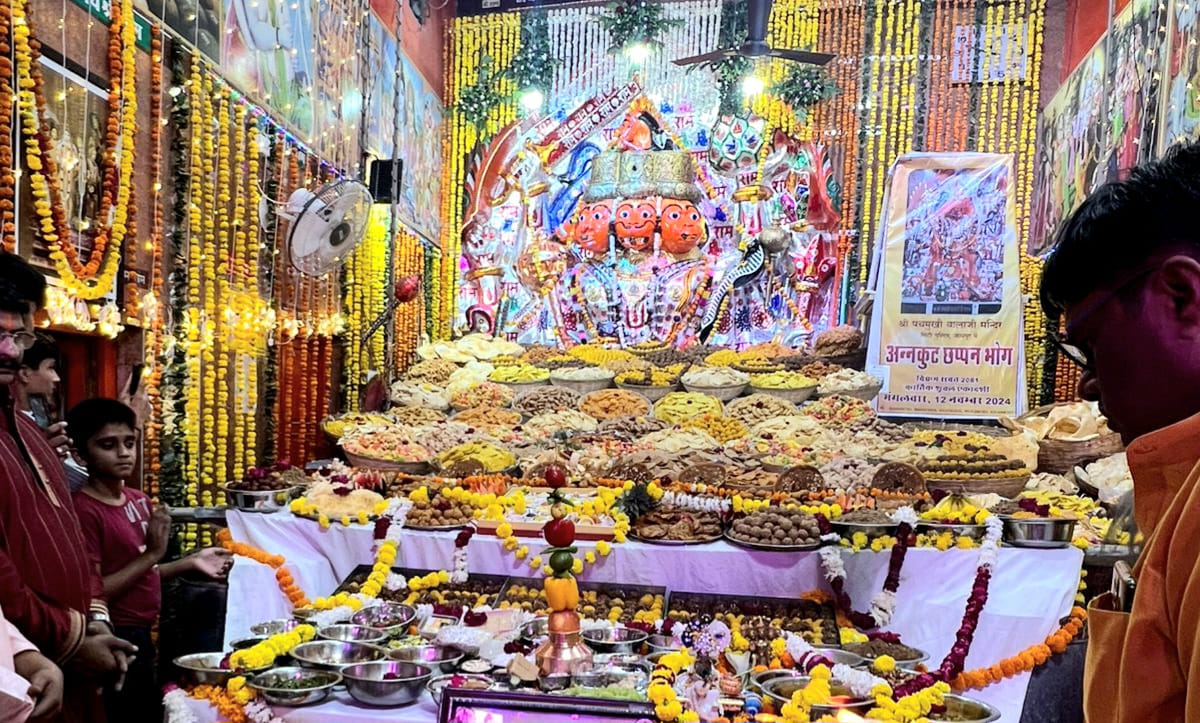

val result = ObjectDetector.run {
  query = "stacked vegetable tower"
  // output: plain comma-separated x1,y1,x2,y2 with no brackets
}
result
534,465,595,676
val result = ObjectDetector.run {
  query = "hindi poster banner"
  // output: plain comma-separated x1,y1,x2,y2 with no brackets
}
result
867,152,1025,419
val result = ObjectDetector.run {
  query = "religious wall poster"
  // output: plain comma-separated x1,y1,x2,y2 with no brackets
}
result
867,152,1025,419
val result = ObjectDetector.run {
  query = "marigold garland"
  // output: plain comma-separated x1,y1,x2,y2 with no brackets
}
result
952,606,1087,692
216,529,310,608
0,2,15,253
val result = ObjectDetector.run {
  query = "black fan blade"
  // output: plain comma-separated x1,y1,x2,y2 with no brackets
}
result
767,48,836,66
672,48,736,66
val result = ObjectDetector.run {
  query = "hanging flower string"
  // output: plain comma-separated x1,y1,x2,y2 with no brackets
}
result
819,506,917,629
215,529,310,609
952,606,1087,692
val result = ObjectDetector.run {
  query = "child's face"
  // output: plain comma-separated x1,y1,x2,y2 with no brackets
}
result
85,423,138,481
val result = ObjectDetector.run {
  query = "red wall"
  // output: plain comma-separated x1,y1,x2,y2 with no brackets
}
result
1063,0,1128,79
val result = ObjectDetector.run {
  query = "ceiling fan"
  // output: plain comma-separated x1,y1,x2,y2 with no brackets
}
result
672,0,835,67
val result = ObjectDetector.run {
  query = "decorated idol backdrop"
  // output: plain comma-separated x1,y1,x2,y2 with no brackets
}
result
441,0,1052,405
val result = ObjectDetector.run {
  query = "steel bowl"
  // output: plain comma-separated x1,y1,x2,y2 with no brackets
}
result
351,603,417,636
749,668,805,691
1001,516,1077,549
247,667,342,707
173,653,265,686
289,641,387,672
341,660,432,707
387,644,465,674
220,484,302,513
930,694,1001,723
229,636,268,651
538,673,572,692
646,634,679,654
519,618,549,647
250,618,302,637
810,647,867,668
763,676,874,716
427,673,495,707
581,626,649,654
317,624,389,645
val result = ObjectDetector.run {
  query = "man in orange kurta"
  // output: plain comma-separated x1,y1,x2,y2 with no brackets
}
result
1040,142,1200,721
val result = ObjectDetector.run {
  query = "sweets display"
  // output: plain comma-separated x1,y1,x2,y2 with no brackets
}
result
522,410,600,437
453,407,523,428
681,366,750,388
406,497,476,529
322,413,394,439
665,592,839,661
580,389,651,420
551,366,616,382
615,364,686,387
749,371,817,390
812,325,864,357
920,453,1030,481
727,508,822,549
513,387,582,417
724,394,799,427
817,368,882,395
389,381,451,411
799,394,875,426
681,413,747,443
451,382,516,410
436,441,517,473
342,430,431,464
390,406,448,426
631,508,722,543
405,359,461,385
653,392,724,424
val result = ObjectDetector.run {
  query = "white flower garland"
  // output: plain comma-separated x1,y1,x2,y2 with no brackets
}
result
867,589,897,627
817,545,847,582
309,605,355,628
385,572,407,592
163,689,197,723
891,506,919,526
244,700,284,723
781,633,887,699
451,544,469,584
978,515,1003,568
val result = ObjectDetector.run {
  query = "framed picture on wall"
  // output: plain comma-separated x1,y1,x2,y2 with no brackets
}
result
439,688,656,723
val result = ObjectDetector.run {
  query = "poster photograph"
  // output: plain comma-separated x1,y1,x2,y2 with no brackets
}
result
1160,0,1200,151
867,153,1025,419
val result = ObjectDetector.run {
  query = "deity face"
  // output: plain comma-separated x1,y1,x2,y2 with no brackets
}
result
575,201,612,255
660,200,706,255
614,199,657,252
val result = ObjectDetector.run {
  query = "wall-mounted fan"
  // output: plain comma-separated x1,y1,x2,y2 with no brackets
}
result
672,0,834,67
278,180,373,277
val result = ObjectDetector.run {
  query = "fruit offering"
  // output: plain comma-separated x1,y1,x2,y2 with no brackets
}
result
437,441,517,473
727,508,822,548
580,389,651,420
749,371,817,390
489,365,551,384
228,463,307,491
451,382,515,410
653,392,724,424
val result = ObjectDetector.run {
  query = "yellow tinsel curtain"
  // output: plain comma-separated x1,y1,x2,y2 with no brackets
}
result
438,13,521,340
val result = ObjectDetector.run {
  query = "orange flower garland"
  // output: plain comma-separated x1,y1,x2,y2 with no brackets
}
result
216,529,310,609
951,606,1087,692
0,0,14,253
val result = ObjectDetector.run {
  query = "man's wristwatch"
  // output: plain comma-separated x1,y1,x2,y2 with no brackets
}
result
87,610,113,631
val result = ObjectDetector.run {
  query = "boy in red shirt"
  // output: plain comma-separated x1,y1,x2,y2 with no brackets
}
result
69,399,230,720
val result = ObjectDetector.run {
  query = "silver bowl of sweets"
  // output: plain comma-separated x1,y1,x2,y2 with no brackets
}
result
289,641,387,672
246,666,342,707
341,661,433,707
387,644,465,674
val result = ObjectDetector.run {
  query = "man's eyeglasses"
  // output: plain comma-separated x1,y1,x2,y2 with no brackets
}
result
0,330,37,350
1047,329,1092,372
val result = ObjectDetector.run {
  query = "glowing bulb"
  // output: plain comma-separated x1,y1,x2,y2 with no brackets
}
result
519,88,544,112
624,43,651,65
742,74,766,97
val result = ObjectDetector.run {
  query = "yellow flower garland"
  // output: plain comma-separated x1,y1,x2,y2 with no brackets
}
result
229,624,315,670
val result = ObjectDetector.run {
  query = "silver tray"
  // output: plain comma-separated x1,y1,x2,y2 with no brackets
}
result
1000,516,1076,549
628,531,722,546
829,519,898,535
723,531,823,552
405,523,469,531
221,484,303,513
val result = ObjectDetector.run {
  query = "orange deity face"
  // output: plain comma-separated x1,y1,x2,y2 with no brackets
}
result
575,201,613,254
614,199,658,252
659,200,706,255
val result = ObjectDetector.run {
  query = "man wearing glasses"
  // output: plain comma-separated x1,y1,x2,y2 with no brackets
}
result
1040,142,1200,722
0,253,136,722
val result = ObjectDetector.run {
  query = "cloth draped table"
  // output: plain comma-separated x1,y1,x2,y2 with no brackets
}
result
212,510,1083,722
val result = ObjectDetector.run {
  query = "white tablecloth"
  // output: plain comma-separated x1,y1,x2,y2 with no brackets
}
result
219,510,1083,722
